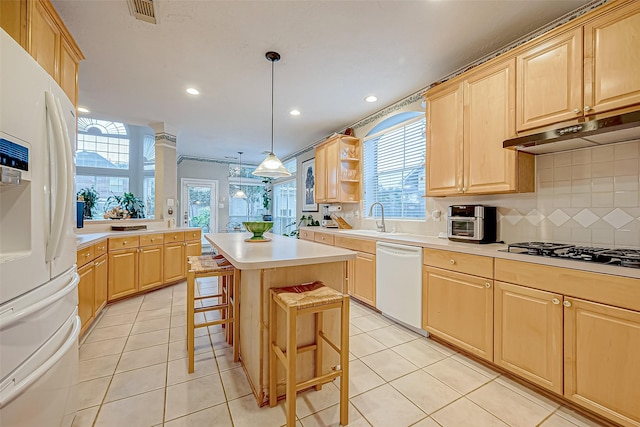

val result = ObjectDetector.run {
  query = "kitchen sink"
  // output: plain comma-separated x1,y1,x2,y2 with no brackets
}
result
338,229,409,237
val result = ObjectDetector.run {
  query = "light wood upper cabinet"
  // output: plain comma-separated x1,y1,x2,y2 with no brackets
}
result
494,281,563,394
584,1,640,115
426,58,534,196
315,134,361,203
59,35,80,106
516,28,583,131
29,0,59,79
564,298,640,427
422,266,494,361
426,82,463,196
0,0,27,46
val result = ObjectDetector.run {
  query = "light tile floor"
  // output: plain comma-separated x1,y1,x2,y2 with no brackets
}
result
73,280,605,427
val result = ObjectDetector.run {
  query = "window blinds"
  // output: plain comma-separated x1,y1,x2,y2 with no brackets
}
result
363,117,426,219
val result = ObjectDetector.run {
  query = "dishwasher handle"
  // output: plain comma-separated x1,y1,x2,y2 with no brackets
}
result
376,242,422,257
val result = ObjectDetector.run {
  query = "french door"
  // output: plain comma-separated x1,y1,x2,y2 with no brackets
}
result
180,179,218,233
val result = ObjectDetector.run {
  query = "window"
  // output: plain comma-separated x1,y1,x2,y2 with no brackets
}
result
228,164,264,228
272,159,297,235
74,118,155,219
363,114,426,219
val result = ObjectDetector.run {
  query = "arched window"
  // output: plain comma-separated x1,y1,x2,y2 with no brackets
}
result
363,113,426,219
77,118,130,169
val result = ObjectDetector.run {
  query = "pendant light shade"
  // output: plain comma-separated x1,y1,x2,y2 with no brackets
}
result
253,51,291,178
233,151,248,199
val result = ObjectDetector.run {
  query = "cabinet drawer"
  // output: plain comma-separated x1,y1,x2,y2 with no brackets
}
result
165,231,185,242
140,233,164,247
334,236,376,254
94,240,107,257
314,232,334,245
185,229,202,241
423,248,493,278
299,229,315,241
109,236,139,250
76,245,95,267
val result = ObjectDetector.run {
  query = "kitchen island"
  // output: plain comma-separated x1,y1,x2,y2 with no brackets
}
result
204,232,356,406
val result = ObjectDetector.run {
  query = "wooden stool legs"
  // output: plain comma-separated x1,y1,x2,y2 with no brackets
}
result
269,286,350,427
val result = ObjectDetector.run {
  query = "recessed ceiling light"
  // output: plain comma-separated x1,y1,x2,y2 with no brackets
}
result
186,87,200,95
365,95,378,103
78,107,90,113
290,109,301,116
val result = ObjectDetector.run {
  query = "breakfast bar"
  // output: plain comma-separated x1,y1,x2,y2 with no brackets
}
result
204,232,356,406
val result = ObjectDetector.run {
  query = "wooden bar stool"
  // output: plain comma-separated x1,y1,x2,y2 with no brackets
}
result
269,281,350,427
187,255,239,373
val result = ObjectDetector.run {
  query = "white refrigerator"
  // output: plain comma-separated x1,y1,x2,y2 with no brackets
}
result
0,29,80,427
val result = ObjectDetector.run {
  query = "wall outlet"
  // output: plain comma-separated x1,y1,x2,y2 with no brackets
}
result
431,209,442,221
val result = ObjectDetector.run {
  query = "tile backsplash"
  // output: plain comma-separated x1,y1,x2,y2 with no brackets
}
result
352,140,640,248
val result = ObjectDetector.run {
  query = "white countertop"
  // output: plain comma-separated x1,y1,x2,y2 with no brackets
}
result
304,227,640,280
204,232,356,270
76,227,200,248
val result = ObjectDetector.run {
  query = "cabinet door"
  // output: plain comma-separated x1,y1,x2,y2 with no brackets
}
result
186,240,202,258
325,139,339,202
422,266,493,361
108,249,139,300
29,0,59,79
426,82,463,196
0,0,27,47
564,298,640,426
494,281,563,394
516,28,583,131
584,1,640,115
164,242,185,283
315,143,326,203
77,262,95,335
139,245,164,291
59,35,78,105
94,254,107,314
353,252,375,307
464,58,518,195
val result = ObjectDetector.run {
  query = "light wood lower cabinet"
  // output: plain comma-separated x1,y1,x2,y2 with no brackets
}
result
77,241,107,336
352,252,376,307
422,266,493,361
164,241,186,283
139,245,164,291
564,298,640,427
94,254,107,314
108,248,139,300
77,261,95,335
494,281,563,394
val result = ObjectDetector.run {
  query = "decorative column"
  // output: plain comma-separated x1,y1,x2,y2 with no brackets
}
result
151,122,178,223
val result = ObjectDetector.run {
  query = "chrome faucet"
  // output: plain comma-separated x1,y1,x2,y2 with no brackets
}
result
368,202,386,232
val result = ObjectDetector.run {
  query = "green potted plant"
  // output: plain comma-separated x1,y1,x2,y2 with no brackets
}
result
77,187,99,219
283,214,320,238
105,192,146,219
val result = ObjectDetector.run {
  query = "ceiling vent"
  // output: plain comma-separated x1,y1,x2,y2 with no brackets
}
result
127,0,156,24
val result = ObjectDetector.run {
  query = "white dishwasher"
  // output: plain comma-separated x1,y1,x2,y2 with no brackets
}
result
376,241,424,333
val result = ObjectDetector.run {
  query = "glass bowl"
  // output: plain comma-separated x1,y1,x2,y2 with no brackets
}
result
243,221,274,240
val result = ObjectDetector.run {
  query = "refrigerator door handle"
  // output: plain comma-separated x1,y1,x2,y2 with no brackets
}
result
0,273,79,329
44,91,68,263
0,313,80,408
53,96,74,260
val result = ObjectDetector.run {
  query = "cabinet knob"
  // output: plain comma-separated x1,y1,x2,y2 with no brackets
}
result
85,252,91,257
462,187,467,192
449,259,455,265
563,300,572,307
123,241,127,245
457,187,462,193
151,238,154,242
485,282,491,289
174,236,177,239
552,298,560,305
584,106,591,112
573,108,581,114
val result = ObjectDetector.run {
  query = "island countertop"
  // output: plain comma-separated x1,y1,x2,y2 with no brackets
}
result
204,232,356,270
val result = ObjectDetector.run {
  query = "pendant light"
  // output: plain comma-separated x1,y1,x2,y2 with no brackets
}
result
232,151,247,199
253,51,291,178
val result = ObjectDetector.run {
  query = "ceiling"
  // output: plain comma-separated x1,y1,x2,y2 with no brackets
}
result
52,0,591,164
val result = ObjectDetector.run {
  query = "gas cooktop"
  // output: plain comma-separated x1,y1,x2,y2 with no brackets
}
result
503,242,640,269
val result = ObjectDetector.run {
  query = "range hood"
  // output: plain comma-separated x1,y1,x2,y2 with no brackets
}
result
503,111,640,154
